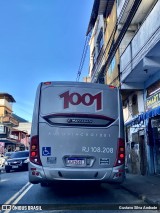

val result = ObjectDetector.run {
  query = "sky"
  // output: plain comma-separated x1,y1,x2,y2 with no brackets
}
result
0,0,94,122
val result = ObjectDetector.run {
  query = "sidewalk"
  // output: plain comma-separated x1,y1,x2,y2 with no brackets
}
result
121,173,160,204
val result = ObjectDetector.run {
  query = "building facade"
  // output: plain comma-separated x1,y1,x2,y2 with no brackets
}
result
0,93,30,153
85,0,160,175
120,0,160,175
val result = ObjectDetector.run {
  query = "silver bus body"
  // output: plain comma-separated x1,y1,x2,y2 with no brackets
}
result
29,82,125,184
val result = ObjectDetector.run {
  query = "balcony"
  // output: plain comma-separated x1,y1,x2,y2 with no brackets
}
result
117,0,155,26
120,0,160,89
2,114,19,127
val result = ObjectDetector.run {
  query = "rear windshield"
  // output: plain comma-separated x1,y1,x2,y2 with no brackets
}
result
40,85,118,119
10,151,29,158
5,152,13,157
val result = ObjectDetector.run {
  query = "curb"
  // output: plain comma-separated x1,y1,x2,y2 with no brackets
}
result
121,184,156,205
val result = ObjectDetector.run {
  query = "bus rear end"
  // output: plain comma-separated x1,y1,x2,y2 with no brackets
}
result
29,82,125,185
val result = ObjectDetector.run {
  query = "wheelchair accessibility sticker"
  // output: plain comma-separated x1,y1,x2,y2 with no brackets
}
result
42,147,51,156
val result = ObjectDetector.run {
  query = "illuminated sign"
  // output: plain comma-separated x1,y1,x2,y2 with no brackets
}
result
146,91,160,111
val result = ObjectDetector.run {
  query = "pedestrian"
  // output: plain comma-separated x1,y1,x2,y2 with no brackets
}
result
130,142,139,174
126,142,130,173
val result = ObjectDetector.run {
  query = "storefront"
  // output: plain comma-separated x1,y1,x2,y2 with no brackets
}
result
145,80,160,175
0,139,17,153
150,117,160,174
125,120,146,175
0,139,25,153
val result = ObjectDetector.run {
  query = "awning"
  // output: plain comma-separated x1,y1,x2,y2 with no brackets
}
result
0,139,20,145
125,105,160,126
145,106,160,119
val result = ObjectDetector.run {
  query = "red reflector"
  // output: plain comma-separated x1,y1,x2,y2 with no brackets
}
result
109,85,116,89
31,151,36,157
119,169,124,173
36,172,39,176
120,153,125,158
31,168,36,171
32,171,36,175
44,82,51,85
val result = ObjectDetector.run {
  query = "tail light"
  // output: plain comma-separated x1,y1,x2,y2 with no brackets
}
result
30,135,42,166
114,138,125,167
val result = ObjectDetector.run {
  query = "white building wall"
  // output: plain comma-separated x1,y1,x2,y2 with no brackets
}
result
15,122,31,135
123,91,145,123
0,99,12,112
137,91,145,113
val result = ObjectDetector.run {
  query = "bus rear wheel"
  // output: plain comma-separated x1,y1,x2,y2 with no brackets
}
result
40,182,49,187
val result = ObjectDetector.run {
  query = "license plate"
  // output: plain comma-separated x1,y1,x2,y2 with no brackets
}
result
66,158,85,166
12,166,18,169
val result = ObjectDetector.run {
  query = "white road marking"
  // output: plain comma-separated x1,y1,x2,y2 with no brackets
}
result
0,179,9,182
2,182,33,213
12,183,33,204
4,182,30,204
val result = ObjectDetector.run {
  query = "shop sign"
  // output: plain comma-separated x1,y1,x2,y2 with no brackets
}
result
9,134,18,140
146,91,160,111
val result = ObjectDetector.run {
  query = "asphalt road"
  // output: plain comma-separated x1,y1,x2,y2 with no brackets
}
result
0,170,157,213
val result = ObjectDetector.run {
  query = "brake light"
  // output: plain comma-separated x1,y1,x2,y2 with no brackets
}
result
120,153,125,158
30,135,42,166
114,138,125,167
31,152,36,157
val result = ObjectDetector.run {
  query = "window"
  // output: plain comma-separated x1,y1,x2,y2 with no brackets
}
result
10,151,29,158
4,110,8,115
21,133,26,139
97,29,103,53
91,48,96,65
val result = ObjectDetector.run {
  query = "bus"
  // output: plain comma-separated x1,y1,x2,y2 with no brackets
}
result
29,81,125,186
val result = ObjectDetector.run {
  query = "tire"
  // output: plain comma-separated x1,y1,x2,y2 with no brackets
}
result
40,182,49,187
6,170,10,173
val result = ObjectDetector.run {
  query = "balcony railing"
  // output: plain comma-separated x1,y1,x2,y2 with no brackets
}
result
2,114,19,127
120,0,160,80
91,46,105,81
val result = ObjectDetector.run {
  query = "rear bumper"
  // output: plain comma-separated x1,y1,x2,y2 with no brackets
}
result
5,163,28,171
29,162,125,184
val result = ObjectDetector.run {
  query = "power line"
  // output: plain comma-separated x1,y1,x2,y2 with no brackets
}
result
76,34,91,82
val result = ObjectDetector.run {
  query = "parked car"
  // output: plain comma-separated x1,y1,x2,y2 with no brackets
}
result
5,151,29,173
4,152,14,159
